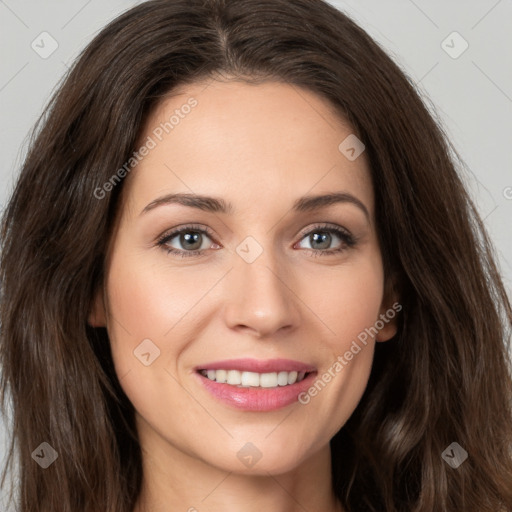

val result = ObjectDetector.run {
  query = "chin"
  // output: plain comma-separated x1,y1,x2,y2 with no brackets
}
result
206,440,315,476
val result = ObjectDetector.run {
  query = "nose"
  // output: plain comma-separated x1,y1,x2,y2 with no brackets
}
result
223,248,301,339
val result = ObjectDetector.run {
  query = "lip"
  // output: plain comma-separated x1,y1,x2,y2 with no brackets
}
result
193,358,318,412
194,358,316,373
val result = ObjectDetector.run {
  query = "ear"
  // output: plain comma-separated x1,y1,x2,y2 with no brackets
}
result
88,285,107,327
375,273,401,342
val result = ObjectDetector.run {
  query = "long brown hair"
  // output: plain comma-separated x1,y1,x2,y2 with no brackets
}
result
1,0,511,510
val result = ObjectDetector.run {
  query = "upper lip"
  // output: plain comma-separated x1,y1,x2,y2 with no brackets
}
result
195,358,316,373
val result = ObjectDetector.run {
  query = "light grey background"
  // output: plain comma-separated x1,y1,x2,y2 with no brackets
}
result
1,1,511,509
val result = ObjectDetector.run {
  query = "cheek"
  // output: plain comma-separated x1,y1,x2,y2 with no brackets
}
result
105,248,210,344
296,256,384,435
103,244,228,383
307,257,384,353
102,246,181,386
103,247,209,437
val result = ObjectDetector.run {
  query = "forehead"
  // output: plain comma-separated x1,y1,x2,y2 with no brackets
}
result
121,79,373,219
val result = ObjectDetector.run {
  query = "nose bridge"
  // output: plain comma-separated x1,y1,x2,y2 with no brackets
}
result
224,236,300,336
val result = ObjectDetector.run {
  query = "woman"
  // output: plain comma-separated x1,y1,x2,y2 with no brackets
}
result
1,0,511,511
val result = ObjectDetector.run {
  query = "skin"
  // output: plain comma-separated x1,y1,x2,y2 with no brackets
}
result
89,78,398,512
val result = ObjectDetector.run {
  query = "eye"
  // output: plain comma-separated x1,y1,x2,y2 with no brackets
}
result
295,224,357,256
156,223,357,258
156,224,218,258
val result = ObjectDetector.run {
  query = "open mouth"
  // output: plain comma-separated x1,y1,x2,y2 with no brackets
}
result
194,361,318,411
197,369,315,388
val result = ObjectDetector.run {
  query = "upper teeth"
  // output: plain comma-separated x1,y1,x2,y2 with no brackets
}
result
200,369,307,388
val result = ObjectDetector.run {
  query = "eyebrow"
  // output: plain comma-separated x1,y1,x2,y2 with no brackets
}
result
140,191,370,220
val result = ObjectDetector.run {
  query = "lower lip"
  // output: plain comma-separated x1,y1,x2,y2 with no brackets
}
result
195,371,317,412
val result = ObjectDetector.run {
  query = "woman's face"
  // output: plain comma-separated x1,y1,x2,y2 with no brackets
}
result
90,79,397,475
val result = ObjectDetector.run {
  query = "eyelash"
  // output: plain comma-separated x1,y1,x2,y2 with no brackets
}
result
156,223,357,258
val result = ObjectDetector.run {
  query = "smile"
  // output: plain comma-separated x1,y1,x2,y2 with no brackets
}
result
198,369,311,387
194,358,318,411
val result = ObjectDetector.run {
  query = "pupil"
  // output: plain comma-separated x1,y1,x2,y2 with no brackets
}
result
182,232,201,250
311,232,330,249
